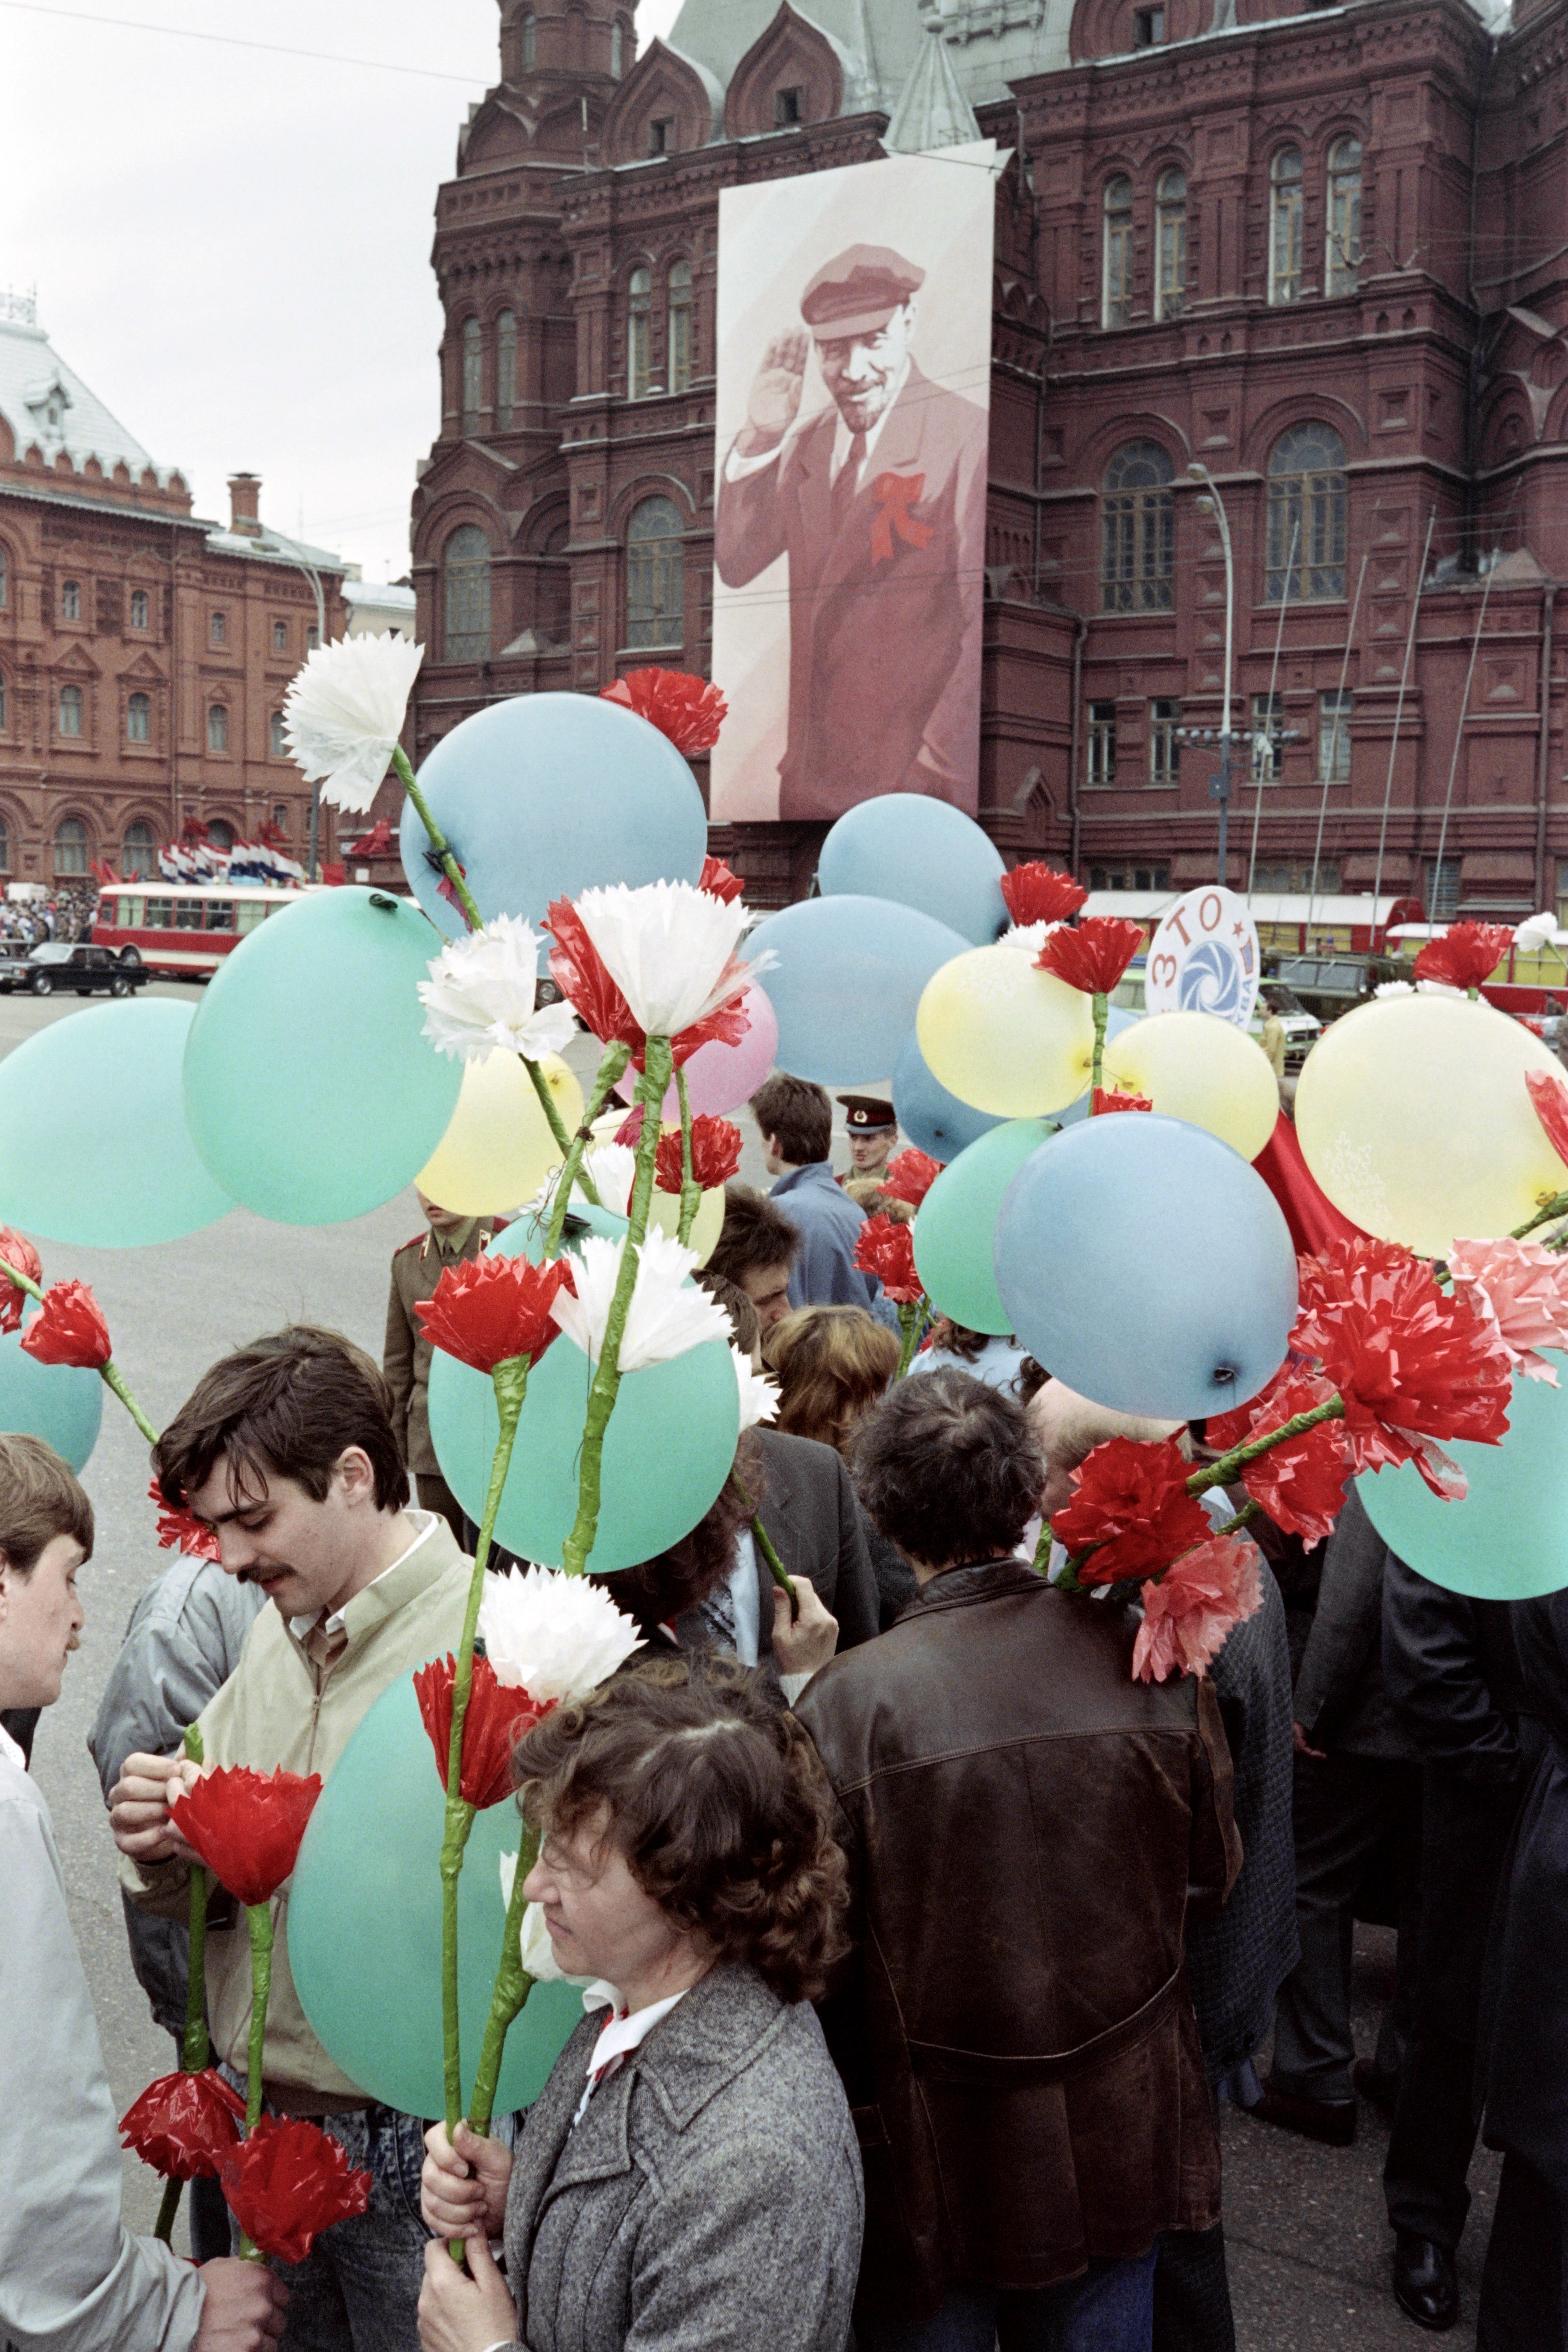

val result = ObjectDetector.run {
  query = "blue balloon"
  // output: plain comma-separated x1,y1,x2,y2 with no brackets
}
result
747,897,970,1088
0,1310,103,1471
818,797,1008,947
892,1030,1005,1163
1051,1007,1139,1128
401,694,708,938
993,1114,1297,1419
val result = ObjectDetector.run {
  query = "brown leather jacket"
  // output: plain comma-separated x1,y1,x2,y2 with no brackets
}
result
795,1558,1241,2321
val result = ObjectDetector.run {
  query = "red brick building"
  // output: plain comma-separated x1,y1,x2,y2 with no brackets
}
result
410,0,1568,922
0,294,348,892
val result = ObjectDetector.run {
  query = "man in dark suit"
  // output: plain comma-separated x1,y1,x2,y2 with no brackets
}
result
715,243,988,819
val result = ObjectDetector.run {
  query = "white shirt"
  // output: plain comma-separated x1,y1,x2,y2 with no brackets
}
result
727,1529,761,1668
570,1982,689,2127
0,1721,24,1772
289,1509,441,1643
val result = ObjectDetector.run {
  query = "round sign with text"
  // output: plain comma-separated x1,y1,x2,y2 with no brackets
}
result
1143,888,1260,1029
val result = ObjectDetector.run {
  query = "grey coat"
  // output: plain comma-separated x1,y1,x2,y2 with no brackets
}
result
501,1964,862,2352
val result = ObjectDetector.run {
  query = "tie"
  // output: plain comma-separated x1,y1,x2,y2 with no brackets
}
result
302,1620,349,1680
832,432,867,534
698,1577,739,1657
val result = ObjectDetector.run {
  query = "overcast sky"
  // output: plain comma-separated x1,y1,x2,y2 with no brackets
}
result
2,0,681,585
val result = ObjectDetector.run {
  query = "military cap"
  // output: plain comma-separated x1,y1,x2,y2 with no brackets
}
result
800,245,925,341
837,1094,897,1132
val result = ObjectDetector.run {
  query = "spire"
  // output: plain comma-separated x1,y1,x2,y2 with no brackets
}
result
882,24,981,154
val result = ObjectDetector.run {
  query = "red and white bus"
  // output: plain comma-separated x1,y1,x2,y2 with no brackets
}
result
92,882,303,979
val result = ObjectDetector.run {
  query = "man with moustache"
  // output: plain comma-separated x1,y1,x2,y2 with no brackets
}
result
109,1326,472,2350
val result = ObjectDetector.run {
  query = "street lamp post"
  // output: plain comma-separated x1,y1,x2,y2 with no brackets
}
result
1187,462,1235,885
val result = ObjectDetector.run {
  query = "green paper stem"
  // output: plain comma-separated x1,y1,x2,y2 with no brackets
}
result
394,745,482,935
731,1474,795,1600
1513,1188,1568,1243
0,1260,41,1308
560,1038,671,1578
236,1901,275,2263
1030,1517,1055,1579
1089,991,1109,1101
521,1055,589,1189
1186,1395,1346,1495
101,1359,160,1447
894,1300,927,1380
544,1042,634,1259
153,2174,183,2245
675,1066,701,1248
1212,1500,1261,1537
181,1725,209,2077
467,1826,541,2137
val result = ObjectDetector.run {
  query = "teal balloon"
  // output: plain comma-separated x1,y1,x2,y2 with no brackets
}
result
891,1030,1004,1163
400,694,708,939
0,1311,103,1470
818,797,1008,946
0,1000,232,1246
502,1202,629,1262
914,1120,1055,1335
289,1671,582,2119
183,890,461,1225
746,897,970,1088
429,1332,740,1571
1359,1355,1568,1600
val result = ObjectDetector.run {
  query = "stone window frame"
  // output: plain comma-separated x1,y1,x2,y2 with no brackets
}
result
126,691,152,745
1102,175,1134,328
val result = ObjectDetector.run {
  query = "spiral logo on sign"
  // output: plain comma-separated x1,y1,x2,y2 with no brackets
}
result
1178,939,1246,1019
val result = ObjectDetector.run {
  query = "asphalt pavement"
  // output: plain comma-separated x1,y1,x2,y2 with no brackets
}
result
5,987,1497,2339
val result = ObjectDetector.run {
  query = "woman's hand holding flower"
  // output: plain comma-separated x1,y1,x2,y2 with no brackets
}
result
421,2119,513,2241
418,2229,518,2352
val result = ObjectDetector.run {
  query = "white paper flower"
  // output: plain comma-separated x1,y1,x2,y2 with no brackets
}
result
1374,980,1415,998
549,1226,732,1371
1416,979,1466,999
732,1344,778,1430
479,1563,641,1702
529,1142,637,1222
572,880,768,1038
282,632,425,812
419,916,578,1063
1518,910,1560,951
1001,921,1060,955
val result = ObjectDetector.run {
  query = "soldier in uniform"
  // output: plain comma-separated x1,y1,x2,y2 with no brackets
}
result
837,1094,900,1190
384,1190,505,1543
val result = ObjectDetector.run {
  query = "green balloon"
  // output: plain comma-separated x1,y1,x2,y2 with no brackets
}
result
1358,1350,1568,1600
0,1314,103,1470
183,889,461,1225
0,999,232,1246
288,1669,582,2120
913,1119,1056,1334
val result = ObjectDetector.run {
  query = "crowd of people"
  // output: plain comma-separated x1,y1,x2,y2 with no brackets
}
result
0,882,100,951
3,1066,1563,2352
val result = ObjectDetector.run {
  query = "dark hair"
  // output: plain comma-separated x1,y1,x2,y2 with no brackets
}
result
750,1072,832,1165
691,1266,761,1359
154,1326,410,1515
926,1316,992,1366
513,1655,851,2005
605,1432,766,1633
0,1434,94,1573
767,1305,899,1456
706,1184,800,1287
848,1366,1044,1567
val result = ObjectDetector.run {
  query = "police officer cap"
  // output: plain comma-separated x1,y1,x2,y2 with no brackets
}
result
800,245,925,341
837,1094,897,1131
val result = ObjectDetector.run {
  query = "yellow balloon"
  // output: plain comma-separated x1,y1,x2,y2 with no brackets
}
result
1103,1011,1279,1161
1295,993,1566,1256
416,1051,584,1216
916,945,1094,1118
649,1184,726,1267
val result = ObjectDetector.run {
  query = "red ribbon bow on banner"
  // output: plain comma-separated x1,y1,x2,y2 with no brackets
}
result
870,472,931,565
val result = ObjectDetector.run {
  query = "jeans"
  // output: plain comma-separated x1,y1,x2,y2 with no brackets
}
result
1152,2224,1235,2352
230,2105,431,2352
857,2254,1158,2352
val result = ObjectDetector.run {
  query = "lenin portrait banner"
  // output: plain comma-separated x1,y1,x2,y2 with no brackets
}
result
710,143,998,825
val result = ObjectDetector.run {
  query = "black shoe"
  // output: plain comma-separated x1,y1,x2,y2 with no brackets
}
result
1248,2076,1357,2146
1354,2058,1400,2120
1393,2232,1459,2331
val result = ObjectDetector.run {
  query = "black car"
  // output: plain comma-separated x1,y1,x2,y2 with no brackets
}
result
0,942,150,998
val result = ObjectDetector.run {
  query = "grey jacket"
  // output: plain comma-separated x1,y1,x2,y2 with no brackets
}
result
1292,1489,1420,1761
502,1964,863,2352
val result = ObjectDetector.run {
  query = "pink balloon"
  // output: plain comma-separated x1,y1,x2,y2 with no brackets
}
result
613,985,779,1119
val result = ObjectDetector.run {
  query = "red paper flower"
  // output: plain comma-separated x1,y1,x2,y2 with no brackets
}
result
1206,1367,1351,1545
1133,1537,1264,1683
698,855,746,904
1291,1238,1513,1493
170,1766,322,1908
545,897,751,1071
0,1228,40,1334
600,669,728,755
121,2067,245,2182
414,1651,554,1810
219,2116,372,2265
1092,1086,1153,1116
654,1114,744,1195
1527,1067,1568,1171
854,1213,923,1305
148,1477,222,1564
1001,862,1087,928
1413,921,1513,992
880,1149,942,1210
416,1254,575,1375
1034,917,1145,997
18,1279,111,1369
1051,1435,1212,1584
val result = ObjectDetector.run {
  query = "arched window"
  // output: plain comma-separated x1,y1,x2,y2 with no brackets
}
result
496,311,517,431
628,268,653,399
444,525,492,662
54,818,88,875
122,821,156,879
1102,178,1133,328
61,579,81,622
130,588,149,629
522,9,536,66
612,16,626,72
461,318,483,435
1101,442,1174,611
1270,148,1305,304
207,819,235,851
626,496,684,649
58,684,83,737
668,261,693,395
1327,137,1362,297
1267,423,1347,602
270,709,287,756
208,702,230,753
1155,168,1186,321
126,691,150,743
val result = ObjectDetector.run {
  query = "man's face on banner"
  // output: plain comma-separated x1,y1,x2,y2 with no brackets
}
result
814,300,917,433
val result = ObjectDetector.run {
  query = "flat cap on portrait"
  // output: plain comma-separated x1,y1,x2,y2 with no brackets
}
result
800,245,925,340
